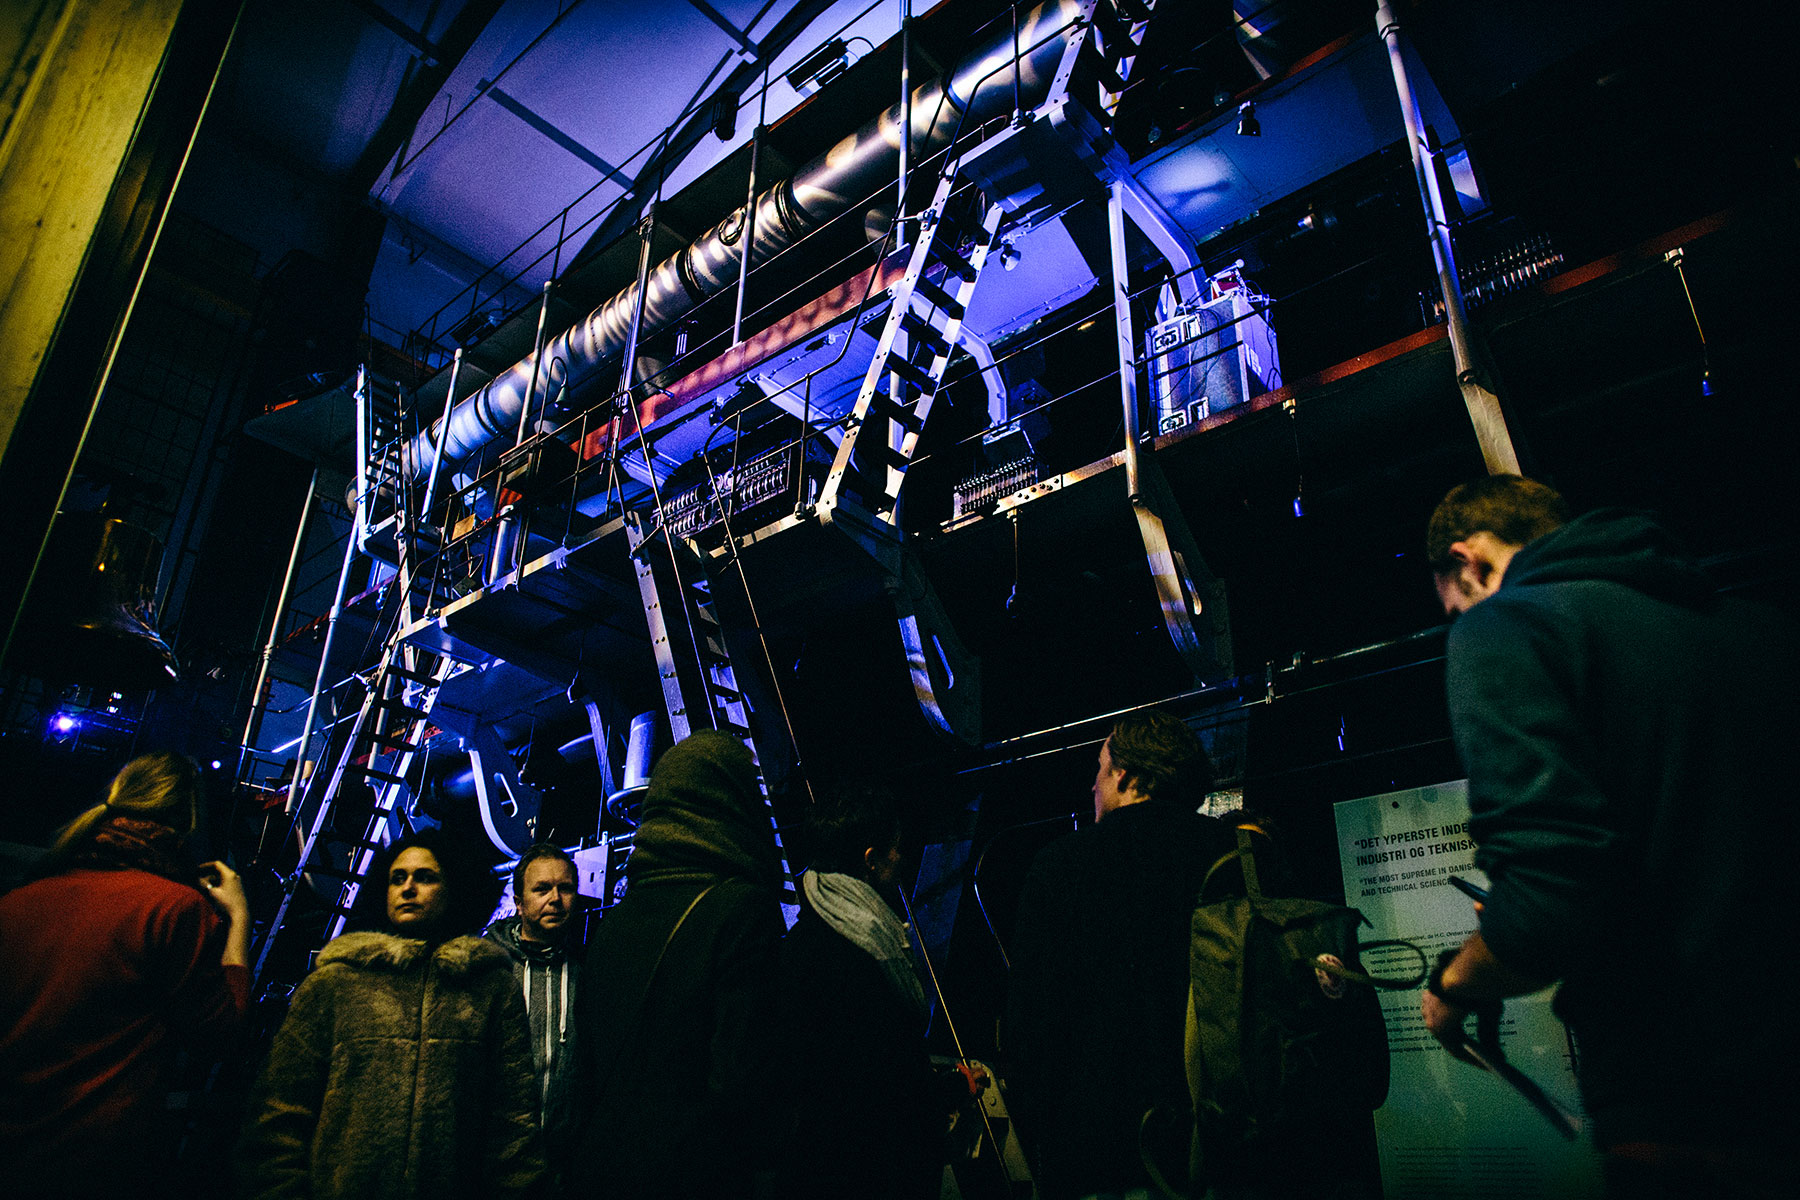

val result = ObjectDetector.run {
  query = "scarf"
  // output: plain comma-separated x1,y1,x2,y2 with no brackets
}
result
67,813,193,883
803,869,927,1017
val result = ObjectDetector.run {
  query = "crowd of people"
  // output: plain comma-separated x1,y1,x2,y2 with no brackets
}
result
2,476,1791,1199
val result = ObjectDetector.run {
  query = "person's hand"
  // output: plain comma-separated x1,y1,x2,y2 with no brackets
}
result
197,860,250,923
1421,988,1484,1067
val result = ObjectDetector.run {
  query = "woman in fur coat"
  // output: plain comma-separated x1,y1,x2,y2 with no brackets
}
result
238,827,545,1199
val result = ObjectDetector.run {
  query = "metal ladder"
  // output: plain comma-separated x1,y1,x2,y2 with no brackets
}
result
251,368,460,981
354,370,411,539
819,168,1004,521
251,583,464,981
803,165,1001,745
624,511,799,916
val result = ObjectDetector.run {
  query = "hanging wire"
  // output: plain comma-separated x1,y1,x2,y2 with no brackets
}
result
1664,246,1713,394
894,881,1012,1185
694,431,817,809
969,811,1082,970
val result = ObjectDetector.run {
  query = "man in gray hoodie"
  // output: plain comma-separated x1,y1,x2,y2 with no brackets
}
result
487,843,582,1174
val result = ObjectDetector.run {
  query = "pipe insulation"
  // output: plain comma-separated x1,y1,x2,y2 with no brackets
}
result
401,0,1086,484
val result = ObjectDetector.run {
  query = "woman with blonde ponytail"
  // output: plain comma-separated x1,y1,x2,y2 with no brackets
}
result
0,751,252,1198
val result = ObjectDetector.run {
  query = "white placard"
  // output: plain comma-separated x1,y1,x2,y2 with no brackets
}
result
1335,780,1601,1199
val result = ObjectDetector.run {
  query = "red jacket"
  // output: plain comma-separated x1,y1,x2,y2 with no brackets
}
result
0,867,249,1182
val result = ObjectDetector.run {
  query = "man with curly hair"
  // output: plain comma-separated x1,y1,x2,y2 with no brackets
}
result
1007,710,1236,1200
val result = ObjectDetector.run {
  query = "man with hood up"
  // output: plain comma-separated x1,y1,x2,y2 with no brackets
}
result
571,729,786,1197
1420,476,1797,1198
486,843,583,1174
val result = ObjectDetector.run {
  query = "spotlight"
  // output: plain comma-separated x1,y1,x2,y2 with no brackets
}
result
786,38,855,98
1236,102,1261,137
711,90,741,142
999,240,1021,271
51,712,80,735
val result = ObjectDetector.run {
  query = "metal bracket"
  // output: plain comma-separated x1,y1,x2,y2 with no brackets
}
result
431,707,543,856
1107,179,1233,681
825,496,982,744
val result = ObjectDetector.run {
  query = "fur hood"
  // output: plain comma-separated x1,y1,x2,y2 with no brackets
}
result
317,931,512,979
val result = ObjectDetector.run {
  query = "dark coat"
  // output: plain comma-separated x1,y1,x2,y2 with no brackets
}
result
1005,800,1237,1200
775,903,943,1200
571,731,786,1198
1447,508,1800,1142
237,932,545,1199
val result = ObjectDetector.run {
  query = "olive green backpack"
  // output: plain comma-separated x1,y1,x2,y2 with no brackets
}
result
1144,828,1425,1197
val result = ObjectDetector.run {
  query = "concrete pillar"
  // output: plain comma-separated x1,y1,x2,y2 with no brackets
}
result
0,0,237,661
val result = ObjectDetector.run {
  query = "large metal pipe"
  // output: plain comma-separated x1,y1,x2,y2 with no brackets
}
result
402,0,1085,484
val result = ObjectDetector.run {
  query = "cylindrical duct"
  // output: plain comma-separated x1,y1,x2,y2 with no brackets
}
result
604,710,658,826
402,0,1084,484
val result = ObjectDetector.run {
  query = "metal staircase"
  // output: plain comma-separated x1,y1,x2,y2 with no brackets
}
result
819,170,1005,522
251,368,468,981
625,509,799,917
251,590,465,980
356,367,452,567
618,169,1003,891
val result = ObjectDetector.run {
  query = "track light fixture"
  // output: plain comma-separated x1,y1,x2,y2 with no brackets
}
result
1236,101,1261,137
712,90,740,142
787,38,855,98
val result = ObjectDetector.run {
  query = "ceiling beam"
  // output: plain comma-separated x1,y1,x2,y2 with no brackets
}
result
340,0,443,66
347,0,508,196
685,0,758,58
477,80,631,188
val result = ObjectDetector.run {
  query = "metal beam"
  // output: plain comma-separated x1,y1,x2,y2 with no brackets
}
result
342,0,443,65
479,81,632,188
686,0,759,58
1375,0,1519,475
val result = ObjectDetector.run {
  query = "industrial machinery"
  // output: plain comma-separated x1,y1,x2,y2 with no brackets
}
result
234,0,1566,1017
243,0,1238,967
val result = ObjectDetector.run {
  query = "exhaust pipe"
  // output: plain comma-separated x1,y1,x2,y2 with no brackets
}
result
402,0,1087,484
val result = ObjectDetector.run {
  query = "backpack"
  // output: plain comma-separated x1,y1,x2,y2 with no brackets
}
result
1144,828,1425,1197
